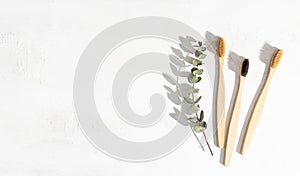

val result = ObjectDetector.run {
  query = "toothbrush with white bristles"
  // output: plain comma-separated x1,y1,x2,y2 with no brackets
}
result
220,52,249,166
237,43,283,155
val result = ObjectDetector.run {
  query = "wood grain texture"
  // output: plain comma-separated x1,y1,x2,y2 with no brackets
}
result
213,57,226,148
237,67,275,154
221,76,245,166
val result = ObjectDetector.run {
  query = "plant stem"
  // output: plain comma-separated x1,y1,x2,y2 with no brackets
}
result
191,126,205,151
195,112,213,156
192,51,213,156
203,131,213,156
185,54,205,151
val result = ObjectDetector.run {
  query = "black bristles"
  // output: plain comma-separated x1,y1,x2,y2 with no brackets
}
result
241,59,249,77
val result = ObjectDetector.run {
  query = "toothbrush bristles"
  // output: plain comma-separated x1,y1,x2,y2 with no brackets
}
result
259,42,278,65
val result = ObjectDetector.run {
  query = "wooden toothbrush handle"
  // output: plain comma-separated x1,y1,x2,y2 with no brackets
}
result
237,68,275,154
216,63,226,148
221,77,245,166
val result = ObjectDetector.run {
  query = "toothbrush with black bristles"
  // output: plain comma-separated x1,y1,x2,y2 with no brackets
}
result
237,43,283,155
220,52,249,166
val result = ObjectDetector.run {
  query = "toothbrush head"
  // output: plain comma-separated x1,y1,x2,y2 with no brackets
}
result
205,31,226,58
228,51,249,77
259,42,283,68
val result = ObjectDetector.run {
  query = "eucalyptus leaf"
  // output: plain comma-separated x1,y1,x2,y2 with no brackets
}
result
188,74,196,83
192,59,201,66
200,110,204,121
169,54,185,67
171,47,184,58
187,88,199,94
194,69,203,75
184,97,194,104
195,50,201,57
199,46,206,51
199,54,207,59
195,76,202,83
193,75,200,82
162,73,176,85
189,105,200,113
199,121,207,129
193,125,205,133
194,96,202,104
191,67,198,74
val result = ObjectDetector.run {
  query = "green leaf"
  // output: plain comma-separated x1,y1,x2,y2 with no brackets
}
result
187,88,198,94
200,121,207,129
188,74,195,83
198,41,202,46
195,76,201,83
193,125,205,133
199,46,206,51
192,59,200,66
195,50,201,57
194,96,202,104
189,105,200,113
200,110,204,121
194,69,203,75
199,54,207,59
193,75,200,82
184,97,194,104
191,67,198,72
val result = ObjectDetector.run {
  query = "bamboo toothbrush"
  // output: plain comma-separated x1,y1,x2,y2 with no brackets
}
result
237,43,283,155
220,52,249,166
205,31,226,148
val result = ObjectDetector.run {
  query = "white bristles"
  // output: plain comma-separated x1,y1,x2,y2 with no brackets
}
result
228,51,244,72
259,42,278,65
205,31,220,54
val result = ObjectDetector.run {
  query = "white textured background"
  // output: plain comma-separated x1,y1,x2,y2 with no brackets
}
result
0,0,299,175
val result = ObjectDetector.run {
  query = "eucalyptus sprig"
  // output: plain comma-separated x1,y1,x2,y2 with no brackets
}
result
163,36,213,156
